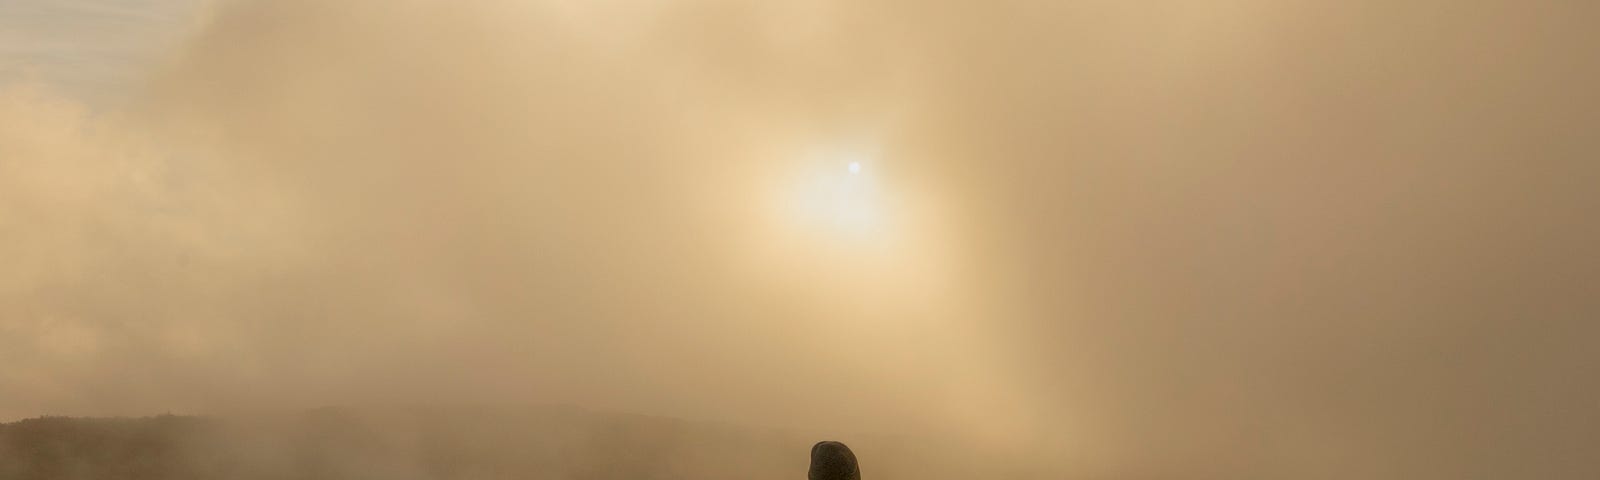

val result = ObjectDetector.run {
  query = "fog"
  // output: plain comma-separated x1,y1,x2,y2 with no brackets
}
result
2,0,1597,478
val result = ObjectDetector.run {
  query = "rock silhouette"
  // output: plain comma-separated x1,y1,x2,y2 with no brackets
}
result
808,441,861,480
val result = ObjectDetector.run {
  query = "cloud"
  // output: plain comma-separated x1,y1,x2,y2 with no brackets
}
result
3,0,1598,477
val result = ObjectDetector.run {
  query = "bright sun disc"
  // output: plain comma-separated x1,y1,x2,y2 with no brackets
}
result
779,150,886,238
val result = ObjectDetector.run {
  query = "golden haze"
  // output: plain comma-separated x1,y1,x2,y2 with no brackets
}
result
1,1,1597,478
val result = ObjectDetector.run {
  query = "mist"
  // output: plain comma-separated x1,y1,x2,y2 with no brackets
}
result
3,0,1598,478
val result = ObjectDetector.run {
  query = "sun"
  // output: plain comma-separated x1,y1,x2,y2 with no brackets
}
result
779,150,885,237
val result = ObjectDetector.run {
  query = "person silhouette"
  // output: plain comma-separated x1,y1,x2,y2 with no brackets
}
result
808,441,861,480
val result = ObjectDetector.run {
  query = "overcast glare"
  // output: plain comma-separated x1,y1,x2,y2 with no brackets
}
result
2,1,1597,478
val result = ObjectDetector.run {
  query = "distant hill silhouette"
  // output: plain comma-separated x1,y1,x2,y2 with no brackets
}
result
0,405,1044,480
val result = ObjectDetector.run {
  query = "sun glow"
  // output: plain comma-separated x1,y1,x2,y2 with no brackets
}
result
783,151,885,237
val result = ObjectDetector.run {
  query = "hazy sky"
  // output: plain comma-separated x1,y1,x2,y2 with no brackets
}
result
0,0,206,105
2,1,1597,478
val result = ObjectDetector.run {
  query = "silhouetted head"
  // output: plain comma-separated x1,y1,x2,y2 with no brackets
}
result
809,441,861,480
